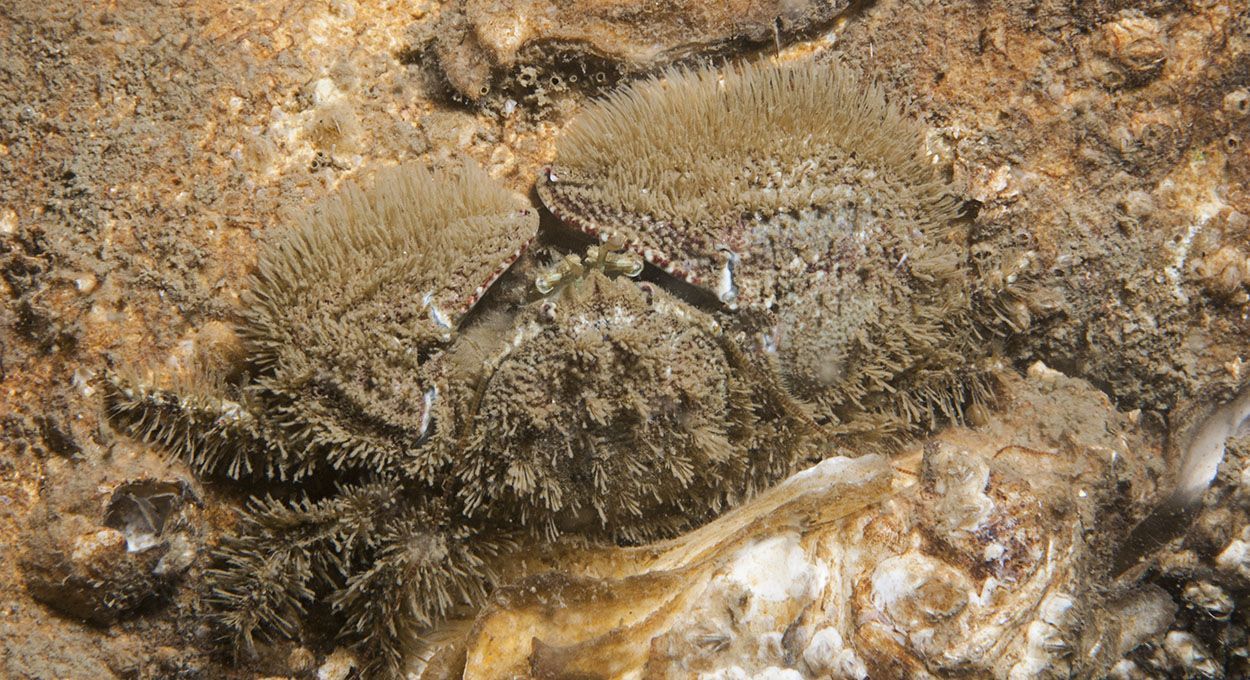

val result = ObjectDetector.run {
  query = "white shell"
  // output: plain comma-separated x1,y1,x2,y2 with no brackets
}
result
427,368,1180,678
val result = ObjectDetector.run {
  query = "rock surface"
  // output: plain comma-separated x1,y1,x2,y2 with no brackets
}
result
0,0,1246,677
428,0,851,101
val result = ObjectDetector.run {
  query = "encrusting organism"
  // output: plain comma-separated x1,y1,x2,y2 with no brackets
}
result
105,59,993,677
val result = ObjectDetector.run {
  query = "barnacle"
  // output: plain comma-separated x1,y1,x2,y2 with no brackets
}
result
305,101,362,154
538,60,991,442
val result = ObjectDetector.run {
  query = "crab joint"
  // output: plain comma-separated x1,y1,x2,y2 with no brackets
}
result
536,254,585,294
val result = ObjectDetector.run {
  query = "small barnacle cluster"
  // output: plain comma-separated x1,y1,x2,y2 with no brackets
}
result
1189,208,1250,306
1082,10,1168,90
105,60,994,676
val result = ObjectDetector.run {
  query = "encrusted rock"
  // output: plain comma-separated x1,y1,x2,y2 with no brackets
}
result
428,0,851,101
21,516,159,624
1190,210,1250,305
1090,11,1169,88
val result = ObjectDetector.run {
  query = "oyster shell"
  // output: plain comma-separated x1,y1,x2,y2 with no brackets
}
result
439,369,1171,679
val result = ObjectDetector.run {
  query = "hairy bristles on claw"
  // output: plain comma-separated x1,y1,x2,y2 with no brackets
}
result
555,60,953,214
540,59,992,441
244,161,537,369
233,162,538,479
538,59,960,309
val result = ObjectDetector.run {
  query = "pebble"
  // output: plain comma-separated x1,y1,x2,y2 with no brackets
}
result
316,649,356,680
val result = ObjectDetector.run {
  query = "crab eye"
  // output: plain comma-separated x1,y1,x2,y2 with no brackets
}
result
540,301,558,321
